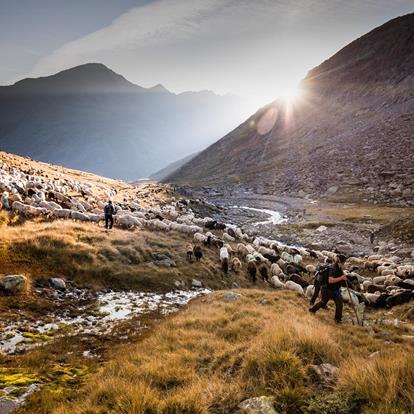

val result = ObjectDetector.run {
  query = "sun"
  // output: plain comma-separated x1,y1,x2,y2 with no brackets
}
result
278,84,301,103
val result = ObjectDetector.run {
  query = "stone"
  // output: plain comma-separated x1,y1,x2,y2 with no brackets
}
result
316,225,327,233
49,277,66,291
308,363,338,384
0,275,27,295
0,399,18,414
222,291,242,302
192,279,203,288
174,280,186,289
155,257,176,267
239,396,277,414
326,186,339,195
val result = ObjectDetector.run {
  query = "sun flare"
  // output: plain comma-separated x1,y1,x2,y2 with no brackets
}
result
278,84,301,103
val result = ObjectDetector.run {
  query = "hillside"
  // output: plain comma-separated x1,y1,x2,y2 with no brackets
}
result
0,151,414,413
0,63,253,180
166,13,414,206
149,151,198,181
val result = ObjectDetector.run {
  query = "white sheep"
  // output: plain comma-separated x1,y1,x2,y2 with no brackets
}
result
285,280,304,295
305,285,315,300
222,233,235,243
271,276,285,289
194,232,207,244
220,247,229,261
271,263,283,276
237,243,250,256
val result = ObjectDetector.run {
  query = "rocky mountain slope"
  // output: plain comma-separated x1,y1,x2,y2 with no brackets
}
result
166,13,414,206
0,63,252,180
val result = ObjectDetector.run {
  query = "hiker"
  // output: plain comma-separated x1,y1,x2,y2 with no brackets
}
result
309,255,347,323
310,258,333,306
369,231,375,245
1,191,10,210
104,200,115,230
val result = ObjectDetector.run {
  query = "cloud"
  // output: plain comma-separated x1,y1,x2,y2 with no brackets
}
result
30,0,414,105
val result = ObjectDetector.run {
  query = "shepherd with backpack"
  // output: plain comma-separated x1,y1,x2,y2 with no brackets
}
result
104,200,115,230
309,254,347,323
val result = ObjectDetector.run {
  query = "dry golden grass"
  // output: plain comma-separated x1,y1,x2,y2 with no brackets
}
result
24,290,410,414
0,211,255,301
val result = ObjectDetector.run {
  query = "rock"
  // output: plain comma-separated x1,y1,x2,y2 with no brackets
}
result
222,291,242,302
239,396,277,414
316,225,327,233
192,279,203,288
49,277,66,291
174,280,186,289
326,186,339,195
0,275,27,295
308,363,338,384
368,351,381,358
0,399,18,414
155,257,176,267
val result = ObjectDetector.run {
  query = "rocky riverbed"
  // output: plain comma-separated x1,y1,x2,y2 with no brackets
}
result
0,286,210,413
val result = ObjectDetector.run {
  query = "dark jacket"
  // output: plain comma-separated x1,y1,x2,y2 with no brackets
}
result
104,204,115,216
327,263,343,291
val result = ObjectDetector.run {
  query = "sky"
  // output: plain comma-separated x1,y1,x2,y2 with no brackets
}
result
1,0,413,106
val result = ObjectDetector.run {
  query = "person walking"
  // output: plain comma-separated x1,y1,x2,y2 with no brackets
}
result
309,255,347,323
310,258,333,306
104,200,115,230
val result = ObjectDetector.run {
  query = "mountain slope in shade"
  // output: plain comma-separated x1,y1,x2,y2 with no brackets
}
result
149,152,198,181
0,63,253,180
165,13,414,205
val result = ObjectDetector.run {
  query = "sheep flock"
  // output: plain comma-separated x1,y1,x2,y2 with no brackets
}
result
1,153,414,311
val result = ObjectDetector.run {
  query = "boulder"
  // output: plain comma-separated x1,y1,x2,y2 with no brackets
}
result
308,363,338,384
174,280,186,289
239,396,277,414
326,186,339,195
156,258,176,267
316,225,327,233
192,279,203,288
49,277,66,291
222,291,242,302
0,275,27,295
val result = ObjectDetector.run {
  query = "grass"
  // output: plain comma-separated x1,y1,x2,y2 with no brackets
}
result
0,211,249,301
14,290,408,414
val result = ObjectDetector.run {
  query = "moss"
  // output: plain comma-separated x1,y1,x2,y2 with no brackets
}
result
22,331,53,344
306,392,366,414
0,368,43,388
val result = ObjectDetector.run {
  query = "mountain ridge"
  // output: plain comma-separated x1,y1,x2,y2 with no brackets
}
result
165,12,414,206
0,63,253,180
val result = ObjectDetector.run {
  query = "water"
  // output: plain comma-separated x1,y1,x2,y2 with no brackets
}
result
0,288,210,355
231,205,287,225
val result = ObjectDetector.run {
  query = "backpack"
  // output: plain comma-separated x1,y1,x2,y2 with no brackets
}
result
315,264,332,287
104,204,113,215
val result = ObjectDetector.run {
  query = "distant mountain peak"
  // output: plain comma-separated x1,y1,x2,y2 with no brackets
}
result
149,83,169,93
11,62,142,94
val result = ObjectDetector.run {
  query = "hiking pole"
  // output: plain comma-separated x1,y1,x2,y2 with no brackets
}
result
345,279,361,326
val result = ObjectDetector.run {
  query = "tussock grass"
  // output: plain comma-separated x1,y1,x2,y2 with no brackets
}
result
38,290,414,414
0,211,249,296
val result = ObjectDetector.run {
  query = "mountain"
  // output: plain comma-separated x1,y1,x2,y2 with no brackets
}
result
165,13,414,205
0,63,253,180
149,152,198,181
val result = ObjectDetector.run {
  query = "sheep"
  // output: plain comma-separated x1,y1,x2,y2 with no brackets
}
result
288,274,309,288
222,233,235,243
271,276,285,289
53,209,72,219
305,285,315,300
186,243,194,262
262,253,280,263
115,214,141,228
246,254,256,263
87,213,102,223
285,280,304,295
258,246,274,256
193,232,207,243
281,252,293,263
293,254,303,266
231,257,242,273
247,261,257,283
271,263,283,276
373,276,387,285
258,263,269,282
237,243,250,256
194,245,203,262
223,243,233,255
306,265,316,274
220,246,229,261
